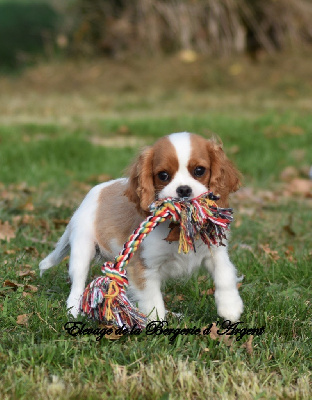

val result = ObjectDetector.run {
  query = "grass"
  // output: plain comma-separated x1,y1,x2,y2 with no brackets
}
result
0,55,312,399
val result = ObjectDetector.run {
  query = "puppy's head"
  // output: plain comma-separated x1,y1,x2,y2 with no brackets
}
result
125,132,241,213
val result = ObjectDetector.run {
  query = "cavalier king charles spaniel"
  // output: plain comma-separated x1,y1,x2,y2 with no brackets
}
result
39,132,243,322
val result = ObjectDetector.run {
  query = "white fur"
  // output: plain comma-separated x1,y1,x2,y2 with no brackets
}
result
39,133,243,322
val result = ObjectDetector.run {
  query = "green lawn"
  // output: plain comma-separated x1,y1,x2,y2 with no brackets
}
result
0,59,312,399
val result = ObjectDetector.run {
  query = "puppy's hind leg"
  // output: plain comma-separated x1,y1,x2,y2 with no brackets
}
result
39,225,71,276
66,232,96,318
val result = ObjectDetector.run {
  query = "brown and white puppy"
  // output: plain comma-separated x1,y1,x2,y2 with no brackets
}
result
39,132,243,321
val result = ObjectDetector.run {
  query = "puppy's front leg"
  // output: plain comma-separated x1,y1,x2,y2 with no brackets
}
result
205,245,243,322
127,264,166,321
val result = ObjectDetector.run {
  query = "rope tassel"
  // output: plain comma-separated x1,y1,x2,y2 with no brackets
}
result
80,192,233,329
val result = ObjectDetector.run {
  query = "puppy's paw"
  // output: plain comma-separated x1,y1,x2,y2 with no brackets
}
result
66,294,82,318
215,290,243,322
39,258,53,277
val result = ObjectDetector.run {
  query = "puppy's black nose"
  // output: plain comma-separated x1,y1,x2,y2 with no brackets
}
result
176,185,192,198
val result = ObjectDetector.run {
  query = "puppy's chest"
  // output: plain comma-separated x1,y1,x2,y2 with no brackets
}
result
141,221,209,279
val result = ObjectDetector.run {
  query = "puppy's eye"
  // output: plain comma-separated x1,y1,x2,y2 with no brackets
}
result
194,166,206,177
157,171,170,181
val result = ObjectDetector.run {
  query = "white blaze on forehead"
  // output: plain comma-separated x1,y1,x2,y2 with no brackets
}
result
168,132,191,169
158,131,207,199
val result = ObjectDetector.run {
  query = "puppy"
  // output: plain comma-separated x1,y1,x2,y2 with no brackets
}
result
39,132,243,321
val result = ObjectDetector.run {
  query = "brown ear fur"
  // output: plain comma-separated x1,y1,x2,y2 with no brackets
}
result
207,140,242,208
124,147,155,214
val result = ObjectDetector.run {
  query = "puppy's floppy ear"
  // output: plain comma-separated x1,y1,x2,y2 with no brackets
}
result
125,147,155,213
207,139,242,207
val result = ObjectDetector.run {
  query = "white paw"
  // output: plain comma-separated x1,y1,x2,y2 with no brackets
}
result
215,290,243,322
66,293,82,318
39,259,52,277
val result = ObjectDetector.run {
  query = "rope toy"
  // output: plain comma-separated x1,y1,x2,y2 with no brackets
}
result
80,191,233,329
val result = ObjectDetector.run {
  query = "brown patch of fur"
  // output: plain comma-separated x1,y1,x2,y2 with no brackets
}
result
152,137,179,194
125,147,155,214
188,133,212,185
95,181,143,254
125,137,179,213
206,139,242,207
188,134,241,208
126,251,146,290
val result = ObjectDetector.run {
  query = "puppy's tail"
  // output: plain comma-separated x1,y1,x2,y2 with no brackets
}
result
39,225,71,277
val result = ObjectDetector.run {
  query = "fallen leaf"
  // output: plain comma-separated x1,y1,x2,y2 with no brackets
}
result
4,249,18,255
173,294,185,302
201,288,215,296
24,246,39,257
0,221,16,242
16,182,36,194
241,335,254,355
12,215,37,227
280,166,299,182
19,199,35,211
285,246,295,262
24,284,38,292
39,219,50,231
98,324,123,340
3,280,22,290
287,178,312,197
0,189,13,201
18,268,36,278
209,323,234,347
16,314,30,326
3,280,38,292
260,244,280,261
201,283,242,296
165,223,180,242
285,250,295,262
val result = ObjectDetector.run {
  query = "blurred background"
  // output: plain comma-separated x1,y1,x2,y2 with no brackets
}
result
2,0,312,67
1,0,312,123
